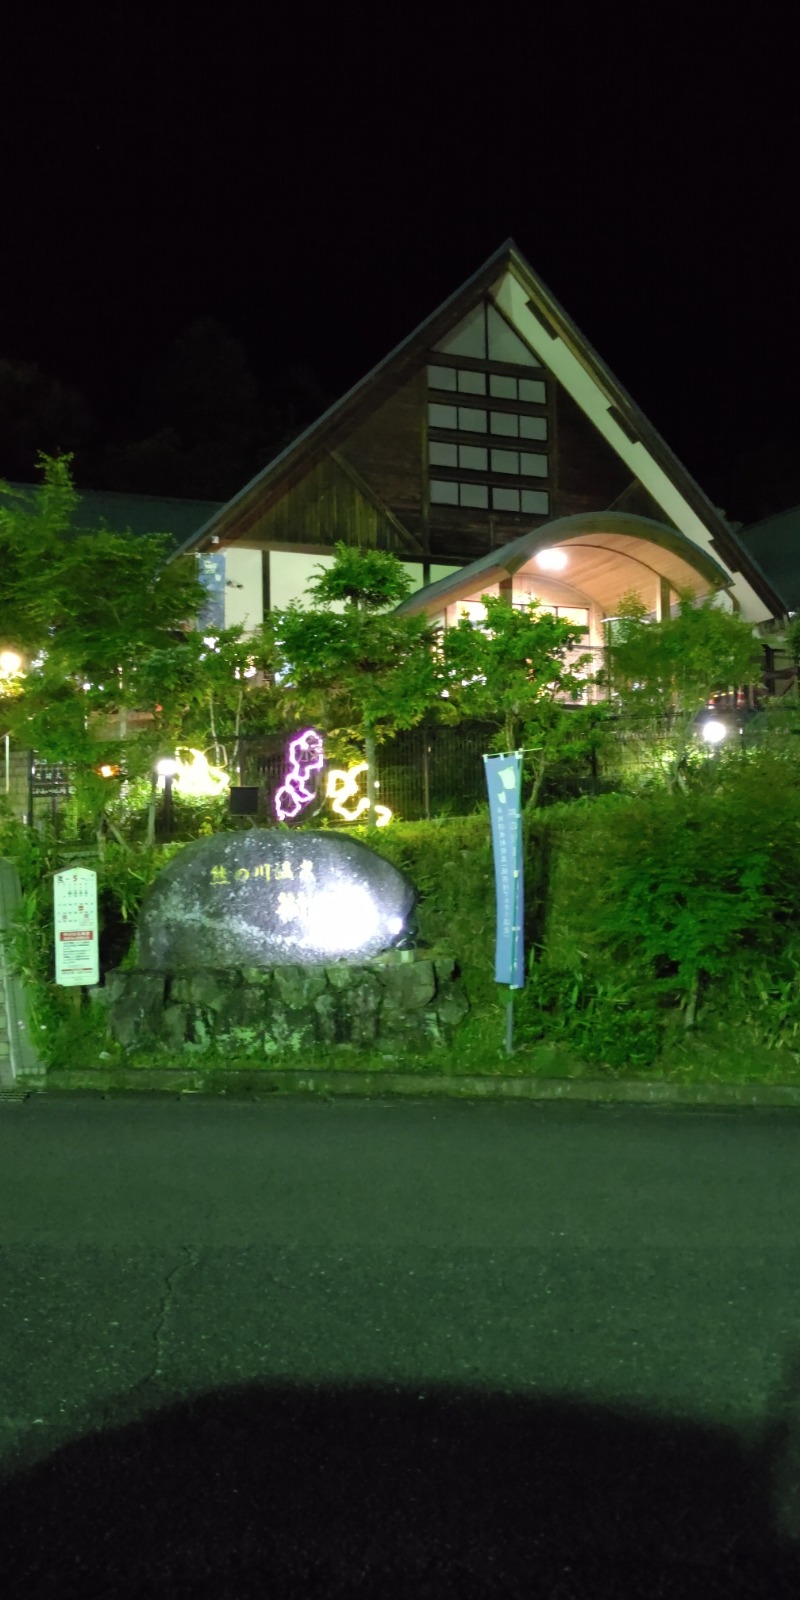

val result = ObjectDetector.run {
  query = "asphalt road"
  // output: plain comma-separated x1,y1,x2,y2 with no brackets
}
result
2,1093,800,1597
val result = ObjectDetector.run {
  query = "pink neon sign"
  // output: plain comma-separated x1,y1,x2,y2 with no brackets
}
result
274,728,325,821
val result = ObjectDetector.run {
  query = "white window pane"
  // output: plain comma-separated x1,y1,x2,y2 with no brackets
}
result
436,304,487,359
490,373,517,399
491,448,519,474
427,364,457,391
557,606,589,628
458,444,488,471
519,378,546,403
492,487,520,512
429,403,457,429
521,489,549,515
458,600,487,624
520,452,548,477
429,441,458,468
457,369,487,395
458,407,487,433
487,304,540,366
430,480,459,505
490,411,519,437
460,483,489,508
519,414,547,440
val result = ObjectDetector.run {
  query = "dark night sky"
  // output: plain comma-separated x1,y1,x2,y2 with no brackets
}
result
1,8,797,504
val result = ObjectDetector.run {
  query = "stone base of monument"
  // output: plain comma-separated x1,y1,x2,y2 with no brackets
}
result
104,952,469,1058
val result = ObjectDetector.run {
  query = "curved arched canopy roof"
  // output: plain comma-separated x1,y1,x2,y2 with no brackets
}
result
396,513,736,618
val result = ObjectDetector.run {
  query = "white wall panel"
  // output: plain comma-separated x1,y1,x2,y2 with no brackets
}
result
224,548,264,632
268,550,333,611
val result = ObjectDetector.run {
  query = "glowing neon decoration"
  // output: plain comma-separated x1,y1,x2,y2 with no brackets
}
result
326,763,392,827
275,728,325,821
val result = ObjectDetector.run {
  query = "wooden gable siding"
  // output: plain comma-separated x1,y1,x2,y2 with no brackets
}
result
215,347,685,571
605,477,680,528
427,505,543,563
426,376,640,564
337,370,426,519
552,386,634,519
235,455,411,555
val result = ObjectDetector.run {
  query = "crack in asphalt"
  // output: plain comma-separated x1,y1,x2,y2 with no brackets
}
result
142,1246,201,1387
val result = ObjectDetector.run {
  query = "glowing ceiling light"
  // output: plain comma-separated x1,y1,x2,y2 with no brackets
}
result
535,548,568,572
326,763,392,826
274,728,325,822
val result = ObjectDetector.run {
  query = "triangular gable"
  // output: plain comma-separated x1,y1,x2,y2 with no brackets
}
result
172,240,783,620
436,301,541,367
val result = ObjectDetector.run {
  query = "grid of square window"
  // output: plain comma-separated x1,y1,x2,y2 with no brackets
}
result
428,365,546,405
428,403,547,442
427,362,550,518
430,481,549,515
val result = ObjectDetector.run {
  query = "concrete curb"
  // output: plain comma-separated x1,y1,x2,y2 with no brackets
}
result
5,1066,800,1109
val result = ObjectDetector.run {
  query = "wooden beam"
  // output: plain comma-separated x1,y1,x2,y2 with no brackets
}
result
330,450,424,556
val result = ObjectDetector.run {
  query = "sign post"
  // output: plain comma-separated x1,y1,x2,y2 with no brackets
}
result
54,868,99,988
483,752,525,1053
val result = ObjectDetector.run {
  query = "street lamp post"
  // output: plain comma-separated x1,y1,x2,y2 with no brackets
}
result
1,650,25,811
156,757,179,841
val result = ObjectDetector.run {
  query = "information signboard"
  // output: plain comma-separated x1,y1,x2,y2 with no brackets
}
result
53,868,99,986
31,760,71,797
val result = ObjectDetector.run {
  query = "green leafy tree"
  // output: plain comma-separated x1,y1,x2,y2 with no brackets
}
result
274,543,437,818
0,359,96,482
0,455,206,833
126,622,286,774
604,590,762,789
439,594,596,804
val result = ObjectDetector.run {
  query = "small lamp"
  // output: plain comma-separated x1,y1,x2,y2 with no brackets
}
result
700,719,727,745
156,756,179,839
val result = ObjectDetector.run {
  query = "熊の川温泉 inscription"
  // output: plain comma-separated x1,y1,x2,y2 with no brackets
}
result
136,831,415,969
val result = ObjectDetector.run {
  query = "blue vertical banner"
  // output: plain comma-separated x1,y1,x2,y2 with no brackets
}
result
483,752,525,988
197,551,227,632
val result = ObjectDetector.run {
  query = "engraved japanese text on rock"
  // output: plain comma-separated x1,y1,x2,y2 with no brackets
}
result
137,831,415,969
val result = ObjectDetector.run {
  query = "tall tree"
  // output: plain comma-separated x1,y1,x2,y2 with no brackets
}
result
0,455,206,833
604,590,762,788
274,544,437,819
0,359,96,482
439,594,597,804
100,319,269,498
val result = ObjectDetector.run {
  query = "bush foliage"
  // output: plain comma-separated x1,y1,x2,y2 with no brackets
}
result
3,476,800,1078
5,740,800,1079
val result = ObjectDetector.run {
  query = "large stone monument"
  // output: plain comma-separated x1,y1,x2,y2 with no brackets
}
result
137,830,415,969
106,831,467,1056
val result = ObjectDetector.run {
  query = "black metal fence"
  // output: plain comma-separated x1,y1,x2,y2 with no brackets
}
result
234,722,502,823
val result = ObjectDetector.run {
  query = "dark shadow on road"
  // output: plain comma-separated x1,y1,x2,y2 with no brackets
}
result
2,1381,800,1598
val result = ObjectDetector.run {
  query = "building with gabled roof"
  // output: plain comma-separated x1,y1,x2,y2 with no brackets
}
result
173,238,786,641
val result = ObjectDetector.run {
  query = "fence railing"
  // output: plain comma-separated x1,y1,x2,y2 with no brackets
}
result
235,722,502,823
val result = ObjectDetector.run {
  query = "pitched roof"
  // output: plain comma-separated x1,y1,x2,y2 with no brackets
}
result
737,505,800,613
170,239,784,618
2,483,222,548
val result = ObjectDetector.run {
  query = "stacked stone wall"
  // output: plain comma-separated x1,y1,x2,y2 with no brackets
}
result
105,954,468,1057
